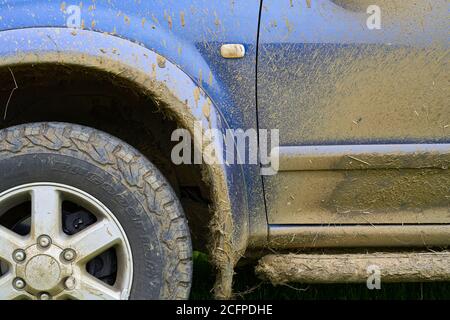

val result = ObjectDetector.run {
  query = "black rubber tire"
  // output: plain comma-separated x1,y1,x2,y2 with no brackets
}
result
0,122,192,300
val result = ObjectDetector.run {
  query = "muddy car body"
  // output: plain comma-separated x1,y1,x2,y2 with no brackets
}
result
0,0,448,300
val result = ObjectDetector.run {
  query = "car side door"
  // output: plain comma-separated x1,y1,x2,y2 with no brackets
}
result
257,0,449,229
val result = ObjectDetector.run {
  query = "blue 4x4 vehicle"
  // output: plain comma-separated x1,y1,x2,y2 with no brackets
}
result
0,1,448,300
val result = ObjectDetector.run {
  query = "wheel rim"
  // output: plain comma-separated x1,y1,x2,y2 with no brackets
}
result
0,183,133,300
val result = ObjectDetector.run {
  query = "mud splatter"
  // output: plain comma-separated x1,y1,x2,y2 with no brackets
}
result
193,87,200,107
202,98,211,119
208,71,213,86
259,45,449,145
151,63,156,79
284,17,293,36
180,11,185,27
156,54,166,68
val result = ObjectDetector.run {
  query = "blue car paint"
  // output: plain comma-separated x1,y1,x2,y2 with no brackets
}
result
0,1,267,252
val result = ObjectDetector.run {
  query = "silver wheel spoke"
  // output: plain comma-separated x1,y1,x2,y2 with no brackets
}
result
0,225,24,263
31,186,62,238
68,274,121,300
0,273,21,300
69,220,122,262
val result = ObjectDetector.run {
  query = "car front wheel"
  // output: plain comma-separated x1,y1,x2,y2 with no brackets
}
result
0,122,192,300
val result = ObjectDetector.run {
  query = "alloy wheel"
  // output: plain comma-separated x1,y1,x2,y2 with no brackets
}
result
0,183,133,300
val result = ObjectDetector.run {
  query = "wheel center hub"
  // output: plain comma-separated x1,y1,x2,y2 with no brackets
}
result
25,255,61,291
15,243,73,295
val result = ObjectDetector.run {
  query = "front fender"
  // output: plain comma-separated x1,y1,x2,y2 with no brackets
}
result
0,27,249,298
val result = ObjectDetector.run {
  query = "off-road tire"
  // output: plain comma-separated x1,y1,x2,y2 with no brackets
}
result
0,122,192,300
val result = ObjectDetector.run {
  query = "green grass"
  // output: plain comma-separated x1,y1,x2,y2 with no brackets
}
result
190,251,450,300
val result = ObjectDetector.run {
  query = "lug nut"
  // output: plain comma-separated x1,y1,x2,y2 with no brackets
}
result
37,235,52,248
64,276,76,290
13,278,26,290
39,293,51,300
13,249,26,262
62,249,76,262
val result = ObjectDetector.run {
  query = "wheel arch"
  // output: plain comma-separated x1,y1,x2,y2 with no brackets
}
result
0,27,248,299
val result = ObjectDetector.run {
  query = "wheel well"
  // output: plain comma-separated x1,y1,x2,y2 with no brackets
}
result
0,63,212,251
